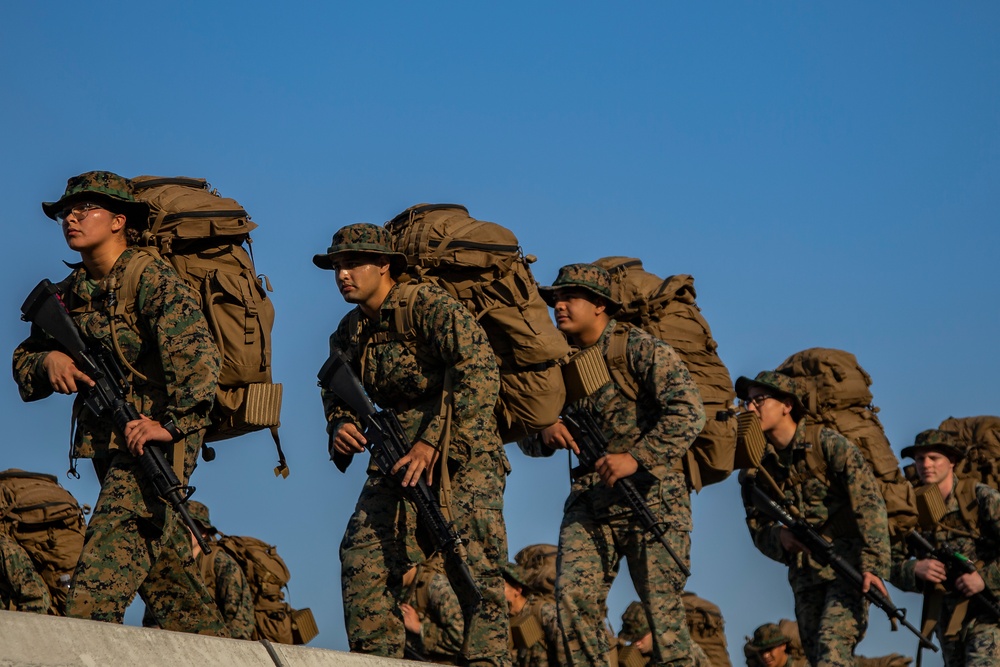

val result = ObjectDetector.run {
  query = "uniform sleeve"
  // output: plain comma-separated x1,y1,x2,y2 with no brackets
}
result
741,477,790,565
421,573,465,658
12,324,58,403
136,261,220,438
829,436,891,578
976,484,1000,593
320,321,365,433
540,598,566,665
410,287,499,449
213,550,256,640
0,534,51,614
626,331,706,473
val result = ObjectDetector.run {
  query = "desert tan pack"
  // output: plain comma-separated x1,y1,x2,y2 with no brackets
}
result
682,591,732,667
384,204,572,443
120,176,286,476
775,348,918,544
215,533,317,645
0,469,86,615
592,257,737,491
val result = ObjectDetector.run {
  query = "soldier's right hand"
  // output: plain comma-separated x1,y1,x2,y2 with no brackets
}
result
540,420,580,455
42,350,94,394
778,526,811,555
400,603,422,634
331,422,367,456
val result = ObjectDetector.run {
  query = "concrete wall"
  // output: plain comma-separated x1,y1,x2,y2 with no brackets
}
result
0,610,418,667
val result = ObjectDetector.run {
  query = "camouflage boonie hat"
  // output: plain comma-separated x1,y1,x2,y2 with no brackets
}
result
185,500,217,535
500,561,531,590
312,222,408,275
618,601,650,642
748,622,790,651
515,543,557,595
735,370,805,419
901,429,966,462
42,171,149,225
538,263,621,315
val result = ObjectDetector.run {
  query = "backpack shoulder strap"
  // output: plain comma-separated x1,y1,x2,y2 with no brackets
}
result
108,248,161,382
784,424,829,488
954,477,981,537
605,322,638,401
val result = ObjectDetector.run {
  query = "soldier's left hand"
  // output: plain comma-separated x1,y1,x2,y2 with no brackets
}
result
955,571,986,597
860,572,889,597
393,440,440,487
595,453,638,487
124,414,173,457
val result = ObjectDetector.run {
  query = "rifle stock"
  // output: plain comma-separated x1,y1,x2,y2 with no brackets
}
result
318,349,483,614
20,279,211,554
744,477,937,651
563,409,691,578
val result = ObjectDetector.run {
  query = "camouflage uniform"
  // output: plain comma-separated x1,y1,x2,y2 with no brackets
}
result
404,558,466,664
524,265,706,667
0,532,51,614
617,600,711,667
502,561,563,667
741,407,891,665
317,224,510,665
12,172,226,635
890,432,1000,666
742,620,912,667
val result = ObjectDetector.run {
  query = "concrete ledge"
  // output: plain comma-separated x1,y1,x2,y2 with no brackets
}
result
0,610,419,667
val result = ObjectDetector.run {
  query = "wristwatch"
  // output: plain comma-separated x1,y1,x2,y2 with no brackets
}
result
162,419,183,443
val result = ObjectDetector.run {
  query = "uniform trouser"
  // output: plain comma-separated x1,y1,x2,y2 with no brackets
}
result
793,577,867,667
556,500,694,666
340,447,510,666
941,618,1000,667
64,450,228,636
0,533,51,614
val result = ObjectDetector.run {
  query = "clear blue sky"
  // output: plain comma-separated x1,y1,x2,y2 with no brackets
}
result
2,3,997,663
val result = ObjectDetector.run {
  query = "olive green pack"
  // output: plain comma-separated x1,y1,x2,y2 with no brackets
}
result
384,204,572,444
120,176,286,476
591,257,737,492
215,533,317,645
775,348,918,544
0,469,86,615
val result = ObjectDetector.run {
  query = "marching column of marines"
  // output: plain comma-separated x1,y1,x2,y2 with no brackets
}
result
5,170,1000,665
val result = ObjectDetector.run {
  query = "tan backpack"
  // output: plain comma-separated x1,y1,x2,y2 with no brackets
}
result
938,415,1000,490
384,204,572,443
592,257,737,491
215,533,317,645
681,591,732,667
775,348,918,544
0,469,86,615
121,176,286,477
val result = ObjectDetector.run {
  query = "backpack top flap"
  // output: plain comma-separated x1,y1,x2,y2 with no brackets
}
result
0,469,82,526
776,347,874,414
218,534,291,601
940,415,1000,484
132,176,257,240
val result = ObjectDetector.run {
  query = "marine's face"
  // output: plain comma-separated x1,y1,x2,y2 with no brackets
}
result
551,287,605,338
758,643,788,667
746,387,790,434
914,449,956,487
60,202,124,254
333,253,389,304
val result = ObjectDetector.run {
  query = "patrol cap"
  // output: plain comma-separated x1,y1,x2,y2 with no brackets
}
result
186,500,217,535
735,370,806,420
901,429,965,462
42,171,149,226
500,561,531,590
538,263,621,315
748,622,790,651
618,601,650,642
312,222,407,275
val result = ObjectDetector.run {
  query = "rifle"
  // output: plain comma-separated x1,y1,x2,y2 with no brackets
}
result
317,349,483,614
906,530,1000,620
562,409,691,578
20,279,211,554
743,476,937,651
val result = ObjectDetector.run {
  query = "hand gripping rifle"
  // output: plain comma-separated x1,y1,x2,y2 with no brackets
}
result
906,530,1000,620
317,349,483,614
742,475,937,651
562,408,691,578
20,279,211,554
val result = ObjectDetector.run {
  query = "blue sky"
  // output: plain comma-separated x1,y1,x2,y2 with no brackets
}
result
2,3,997,663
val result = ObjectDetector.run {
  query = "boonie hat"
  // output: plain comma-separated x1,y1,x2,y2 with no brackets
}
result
42,171,149,226
500,561,531,591
618,601,650,642
901,429,966,462
186,500,217,535
735,370,806,419
748,622,790,651
312,222,407,275
538,263,621,315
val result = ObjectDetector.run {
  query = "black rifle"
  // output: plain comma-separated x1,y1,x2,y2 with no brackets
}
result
562,409,691,578
743,477,937,651
906,530,1000,620
20,279,211,554
317,349,483,614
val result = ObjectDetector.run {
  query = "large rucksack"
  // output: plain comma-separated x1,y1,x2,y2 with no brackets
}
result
384,204,572,444
591,257,737,492
0,469,86,615
123,176,286,476
938,415,1000,490
681,591,732,667
215,533,317,645
775,348,918,544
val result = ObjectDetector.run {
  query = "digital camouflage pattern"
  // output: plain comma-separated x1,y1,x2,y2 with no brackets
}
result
522,319,705,666
743,619,912,667
514,544,557,596
0,532,51,614
509,592,563,667
404,559,465,664
312,221,408,274
12,248,225,634
890,481,1000,666
325,281,510,666
743,420,891,666
41,170,149,224
538,263,621,313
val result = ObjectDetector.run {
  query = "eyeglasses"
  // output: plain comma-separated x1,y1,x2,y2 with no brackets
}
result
741,395,774,409
56,202,104,223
